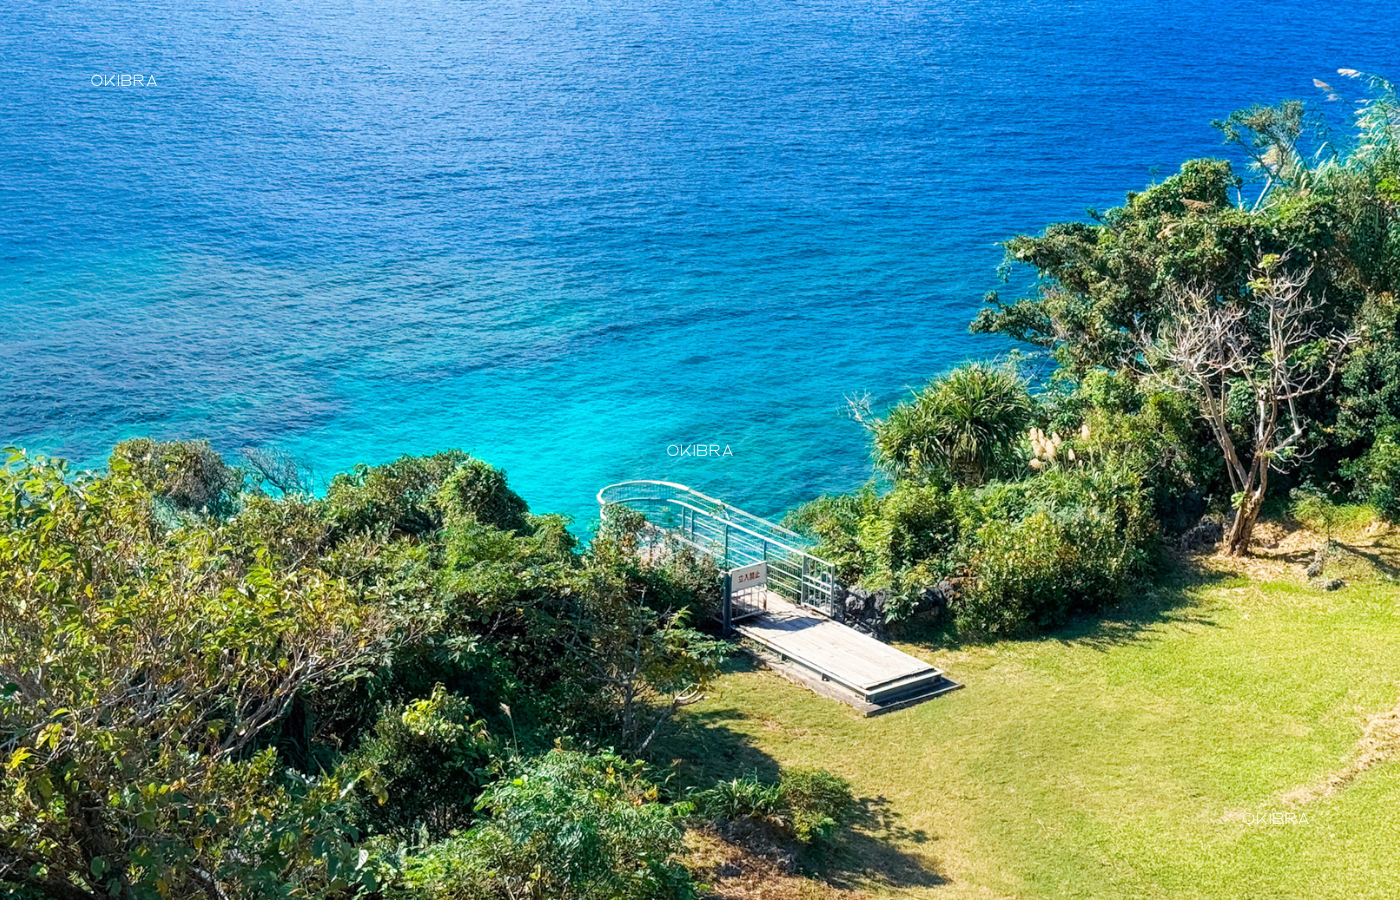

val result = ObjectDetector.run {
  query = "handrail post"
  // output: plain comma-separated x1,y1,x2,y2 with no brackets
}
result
721,572,733,635
801,555,809,608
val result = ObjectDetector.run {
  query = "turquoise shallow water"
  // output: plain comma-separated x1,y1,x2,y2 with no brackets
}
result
3,1,1397,526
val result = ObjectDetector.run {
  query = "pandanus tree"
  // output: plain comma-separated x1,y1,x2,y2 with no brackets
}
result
865,363,1035,487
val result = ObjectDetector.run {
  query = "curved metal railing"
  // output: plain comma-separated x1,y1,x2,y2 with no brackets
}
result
597,480,837,617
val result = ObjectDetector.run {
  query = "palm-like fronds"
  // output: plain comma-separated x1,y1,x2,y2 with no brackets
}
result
872,363,1034,486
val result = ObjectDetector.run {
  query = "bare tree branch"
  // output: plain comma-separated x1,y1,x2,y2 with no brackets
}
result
1140,257,1352,554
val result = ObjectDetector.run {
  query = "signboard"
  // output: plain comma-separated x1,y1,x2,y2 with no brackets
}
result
730,561,768,591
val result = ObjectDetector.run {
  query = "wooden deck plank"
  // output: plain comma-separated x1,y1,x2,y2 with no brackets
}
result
735,593,941,694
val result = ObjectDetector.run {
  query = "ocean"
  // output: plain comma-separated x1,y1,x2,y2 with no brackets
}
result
3,0,1397,527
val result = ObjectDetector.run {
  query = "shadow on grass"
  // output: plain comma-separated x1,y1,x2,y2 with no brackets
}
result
893,555,1232,654
651,657,947,891
1265,543,1377,574
650,657,784,789
1336,542,1400,579
808,794,946,890
1038,561,1230,652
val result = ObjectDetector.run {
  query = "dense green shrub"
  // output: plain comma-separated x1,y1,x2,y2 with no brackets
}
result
793,429,1157,635
225,491,331,567
779,768,859,845
393,750,695,900
1343,431,1400,522
2,446,724,900
325,450,473,538
857,482,958,620
0,452,388,900
1335,307,1400,455
693,775,784,826
871,363,1035,486
351,685,498,841
385,828,502,900
952,464,1155,638
692,767,857,847
784,487,881,587
787,483,955,617
865,482,957,582
1043,370,1218,532
955,510,1068,636
437,459,531,533
110,437,242,516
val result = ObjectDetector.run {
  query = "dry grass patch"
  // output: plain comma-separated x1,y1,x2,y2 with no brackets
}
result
1196,515,1399,584
686,829,869,900
1283,697,1400,805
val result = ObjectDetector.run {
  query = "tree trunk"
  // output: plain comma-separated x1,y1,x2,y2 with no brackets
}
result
1224,490,1263,556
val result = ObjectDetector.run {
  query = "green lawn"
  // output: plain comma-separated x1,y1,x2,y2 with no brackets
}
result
665,554,1400,899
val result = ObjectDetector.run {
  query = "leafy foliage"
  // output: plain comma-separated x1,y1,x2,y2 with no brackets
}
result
1043,370,1216,531
1341,432,1400,523
871,363,1034,486
775,768,859,845
692,767,857,847
783,488,881,587
111,437,242,517
787,483,957,621
0,444,723,899
953,464,1155,637
393,750,695,900
973,158,1251,373
325,450,474,539
0,451,387,899
970,74,1400,553
793,377,1157,636
349,686,497,842
437,460,531,534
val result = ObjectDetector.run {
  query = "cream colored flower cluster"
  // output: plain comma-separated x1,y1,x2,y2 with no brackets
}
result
1028,423,1090,470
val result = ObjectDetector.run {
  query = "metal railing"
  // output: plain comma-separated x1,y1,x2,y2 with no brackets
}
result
596,480,838,618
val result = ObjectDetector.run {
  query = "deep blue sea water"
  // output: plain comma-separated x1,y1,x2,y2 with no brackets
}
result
3,1,1397,528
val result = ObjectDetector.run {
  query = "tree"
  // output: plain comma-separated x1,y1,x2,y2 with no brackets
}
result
865,363,1035,486
240,445,316,496
1142,256,1352,554
0,451,392,899
0,440,739,899
1213,100,1314,210
349,685,497,842
569,514,725,754
112,438,242,517
971,158,1250,375
974,81,1399,384
324,450,474,539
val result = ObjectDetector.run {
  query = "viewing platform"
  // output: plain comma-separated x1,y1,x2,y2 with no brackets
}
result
735,592,959,715
597,480,960,715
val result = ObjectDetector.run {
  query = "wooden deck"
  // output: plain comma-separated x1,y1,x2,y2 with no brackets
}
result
734,593,960,715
